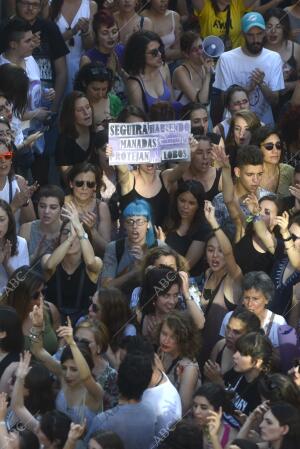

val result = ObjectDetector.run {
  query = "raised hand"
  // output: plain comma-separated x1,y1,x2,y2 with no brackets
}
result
154,225,166,242
243,193,260,215
0,240,12,266
67,421,86,442
29,298,44,328
204,200,218,227
203,359,222,382
207,407,222,438
23,132,44,148
81,212,96,230
61,202,82,232
57,316,75,346
16,351,32,380
178,270,190,298
211,143,230,169
274,211,290,235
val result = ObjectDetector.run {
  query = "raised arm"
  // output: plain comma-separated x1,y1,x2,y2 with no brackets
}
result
244,193,276,254
105,144,133,195
274,211,300,270
204,201,243,282
179,271,205,330
29,299,62,377
57,318,103,403
11,352,39,433
211,144,245,241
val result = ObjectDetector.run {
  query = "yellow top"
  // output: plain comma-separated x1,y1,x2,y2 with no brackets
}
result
195,0,247,49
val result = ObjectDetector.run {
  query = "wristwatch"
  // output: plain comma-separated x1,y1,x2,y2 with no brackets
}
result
79,232,89,241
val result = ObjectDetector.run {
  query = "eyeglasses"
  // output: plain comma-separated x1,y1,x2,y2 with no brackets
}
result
31,287,47,301
74,180,96,189
147,47,163,57
19,1,41,9
261,142,282,151
0,152,13,161
125,218,148,227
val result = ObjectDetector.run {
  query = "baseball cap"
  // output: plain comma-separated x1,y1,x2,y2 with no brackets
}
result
241,12,266,33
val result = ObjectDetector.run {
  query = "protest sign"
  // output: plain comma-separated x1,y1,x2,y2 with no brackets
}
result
109,120,191,165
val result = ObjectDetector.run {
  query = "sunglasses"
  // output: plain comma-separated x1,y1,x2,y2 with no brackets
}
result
74,180,96,189
0,151,13,161
147,47,163,57
31,287,47,300
291,233,300,241
261,142,282,151
89,297,100,313
74,336,91,345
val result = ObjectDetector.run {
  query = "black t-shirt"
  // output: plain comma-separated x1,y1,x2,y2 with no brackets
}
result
31,17,69,86
55,133,94,166
224,369,262,416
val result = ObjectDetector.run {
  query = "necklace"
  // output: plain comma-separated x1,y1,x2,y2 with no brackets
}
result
187,61,204,80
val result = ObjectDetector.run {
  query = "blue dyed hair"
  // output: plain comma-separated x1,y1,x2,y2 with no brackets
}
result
123,199,156,247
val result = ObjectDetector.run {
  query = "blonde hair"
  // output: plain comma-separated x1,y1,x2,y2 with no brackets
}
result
75,319,109,353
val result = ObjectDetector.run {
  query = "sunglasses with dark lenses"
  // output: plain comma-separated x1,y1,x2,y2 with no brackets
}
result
148,47,163,57
74,180,96,189
31,287,47,300
291,234,300,241
89,297,100,312
0,152,13,161
74,337,91,345
261,142,282,151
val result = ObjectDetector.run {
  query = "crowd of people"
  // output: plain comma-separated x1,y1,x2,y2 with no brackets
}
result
1,0,300,449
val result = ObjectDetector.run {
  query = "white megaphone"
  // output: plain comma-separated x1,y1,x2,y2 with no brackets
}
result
202,36,225,58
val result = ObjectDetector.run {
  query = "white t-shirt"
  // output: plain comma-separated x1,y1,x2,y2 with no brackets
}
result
0,236,29,294
213,47,285,125
142,372,182,437
0,55,41,111
220,309,287,347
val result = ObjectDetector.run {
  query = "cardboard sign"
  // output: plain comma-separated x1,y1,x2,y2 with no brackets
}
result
109,121,191,165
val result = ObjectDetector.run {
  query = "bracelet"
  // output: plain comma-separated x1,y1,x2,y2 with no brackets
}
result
282,235,292,242
253,214,262,223
212,226,221,232
81,29,90,37
22,200,30,207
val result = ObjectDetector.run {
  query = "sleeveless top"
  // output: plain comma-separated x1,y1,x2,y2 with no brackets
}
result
179,169,221,202
120,171,169,226
160,11,176,50
129,72,171,112
45,261,97,324
56,389,101,428
0,177,21,229
24,304,58,355
56,0,91,92
28,220,58,259
174,64,192,106
280,41,298,106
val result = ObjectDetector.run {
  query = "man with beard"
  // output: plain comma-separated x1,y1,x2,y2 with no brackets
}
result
212,12,284,126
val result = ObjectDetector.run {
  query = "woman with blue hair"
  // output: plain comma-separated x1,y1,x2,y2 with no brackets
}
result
101,199,165,296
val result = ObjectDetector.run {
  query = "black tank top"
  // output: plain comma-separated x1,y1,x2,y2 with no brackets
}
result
120,171,170,226
45,262,97,324
178,169,221,202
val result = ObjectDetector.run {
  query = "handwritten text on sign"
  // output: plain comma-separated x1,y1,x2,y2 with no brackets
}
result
109,121,191,165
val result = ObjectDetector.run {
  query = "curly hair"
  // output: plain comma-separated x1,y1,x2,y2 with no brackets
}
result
157,311,201,359
236,332,274,374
